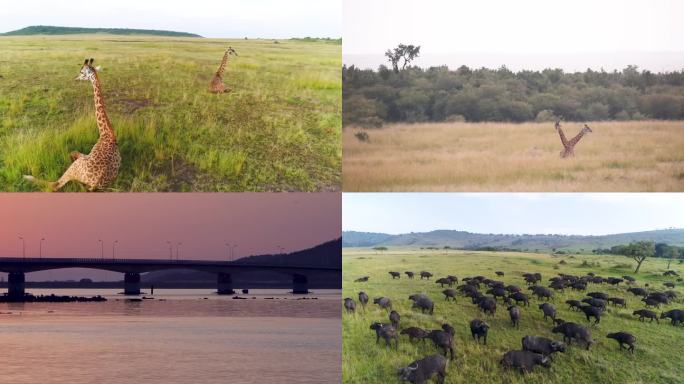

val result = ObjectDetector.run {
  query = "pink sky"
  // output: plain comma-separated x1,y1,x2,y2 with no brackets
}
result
0,193,340,280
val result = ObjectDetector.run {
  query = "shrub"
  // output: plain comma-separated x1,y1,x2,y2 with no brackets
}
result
445,114,466,122
535,109,558,122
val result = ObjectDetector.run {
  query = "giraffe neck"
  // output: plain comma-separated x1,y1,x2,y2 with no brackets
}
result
557,127,569,148
567,130,586,148
216,50,230,77
90,72,115,140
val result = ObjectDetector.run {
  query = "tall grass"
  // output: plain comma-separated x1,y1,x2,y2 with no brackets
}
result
0,35,341,191
343,248,683,383
343,121,684,191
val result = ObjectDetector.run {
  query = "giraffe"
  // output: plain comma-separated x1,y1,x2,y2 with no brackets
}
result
555,120,592,158
24,58,121,191
209,46,238,93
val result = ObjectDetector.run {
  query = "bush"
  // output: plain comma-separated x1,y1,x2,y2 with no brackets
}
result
614,110,631,120
445,114,466,122
535,109,558,122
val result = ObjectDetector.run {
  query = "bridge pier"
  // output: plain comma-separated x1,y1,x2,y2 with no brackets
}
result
8,272,25,299
124,272,141,295
216,273,235,295
292,274,309,294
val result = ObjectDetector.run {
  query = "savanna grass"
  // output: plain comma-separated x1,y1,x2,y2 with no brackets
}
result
343,248,683,383
343,121,684,192
0,35,341,191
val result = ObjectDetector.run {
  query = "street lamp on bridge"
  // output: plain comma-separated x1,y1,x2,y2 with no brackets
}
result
176,242,182,261
40,238,46,258
225,243,230,261
231,244,238,261
166,241,173,260
98,239,104,259
113,240,119,260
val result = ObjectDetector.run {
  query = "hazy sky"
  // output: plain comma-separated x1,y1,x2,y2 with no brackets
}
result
344,0,683,54
0,0,341,38
343,193,684,236
0,193,340,260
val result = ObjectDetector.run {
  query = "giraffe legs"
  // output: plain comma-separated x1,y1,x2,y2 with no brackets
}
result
52,155,93,191
560,147,575,158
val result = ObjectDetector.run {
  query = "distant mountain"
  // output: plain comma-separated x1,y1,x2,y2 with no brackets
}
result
1,26,201,37
142,238,341,288
342,231,394,247
342,229,684,251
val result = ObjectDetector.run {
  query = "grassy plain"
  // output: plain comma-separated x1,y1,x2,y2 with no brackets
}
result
343,121,684,191
343,248,683,384
0,35,340,191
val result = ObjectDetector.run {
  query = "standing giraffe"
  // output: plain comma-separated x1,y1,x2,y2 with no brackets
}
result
24,58,121,191
555,120,592,158
209,46,238,93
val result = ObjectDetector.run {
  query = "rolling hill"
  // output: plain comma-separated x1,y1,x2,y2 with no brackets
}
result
142,238,342,288
1,25,201,37
342,229,684,251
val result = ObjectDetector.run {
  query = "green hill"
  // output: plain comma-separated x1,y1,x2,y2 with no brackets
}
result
1,25,201,37
342,228,684,251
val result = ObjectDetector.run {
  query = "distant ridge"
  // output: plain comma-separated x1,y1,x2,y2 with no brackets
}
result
342,229,684,251
1,25,201,37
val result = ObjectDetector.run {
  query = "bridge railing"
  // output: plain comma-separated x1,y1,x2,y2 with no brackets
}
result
0,257,340,271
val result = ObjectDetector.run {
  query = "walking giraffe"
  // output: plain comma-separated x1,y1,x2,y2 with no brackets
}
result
209,46,238,93
555,120,592,158
24,58,121,191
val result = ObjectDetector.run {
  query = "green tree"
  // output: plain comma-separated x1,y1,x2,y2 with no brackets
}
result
385,44,421,73
372,246,388,254
618,241,655,273
667,246,678,269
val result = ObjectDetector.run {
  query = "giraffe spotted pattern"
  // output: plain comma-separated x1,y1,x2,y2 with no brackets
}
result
24,58,121,191
555,121,592,158
209,46,237,93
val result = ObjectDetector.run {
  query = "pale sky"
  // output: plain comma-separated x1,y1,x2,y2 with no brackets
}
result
343,0,684,71
344,0,683,54
0,0,341,38
343,193,684,236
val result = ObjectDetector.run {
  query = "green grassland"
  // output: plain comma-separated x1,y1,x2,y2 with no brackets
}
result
0,35,341,191
343,248,683,384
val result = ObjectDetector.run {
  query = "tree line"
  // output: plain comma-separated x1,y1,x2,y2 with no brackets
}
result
594,241,683,273
343,63,684,127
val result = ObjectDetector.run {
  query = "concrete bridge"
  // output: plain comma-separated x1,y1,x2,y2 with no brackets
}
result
0,257,340,298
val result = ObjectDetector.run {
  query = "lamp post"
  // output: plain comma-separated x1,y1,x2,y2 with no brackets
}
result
112,240,119,260
18,236,25,259
98,239,104,259
231,245,238,261
166,241,173,260
225,243,230,261
176,242,182,261
40,238,46,258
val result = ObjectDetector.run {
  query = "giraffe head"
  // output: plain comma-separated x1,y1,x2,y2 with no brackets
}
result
582,124,593,134
226,46,238,56
75,58,97,81
554,120,561,131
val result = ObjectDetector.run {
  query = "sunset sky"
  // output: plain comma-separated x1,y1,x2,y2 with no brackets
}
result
0,193,340,280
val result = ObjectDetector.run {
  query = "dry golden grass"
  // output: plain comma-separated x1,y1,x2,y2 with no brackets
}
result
343,121,684,191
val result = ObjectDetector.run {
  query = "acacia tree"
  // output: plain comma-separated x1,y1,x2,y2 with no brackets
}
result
667,246,679,269
372,246,388,254
620,241,655,273
385,44,421,73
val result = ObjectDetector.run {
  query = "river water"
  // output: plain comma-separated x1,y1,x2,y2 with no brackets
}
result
0,289,341,384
